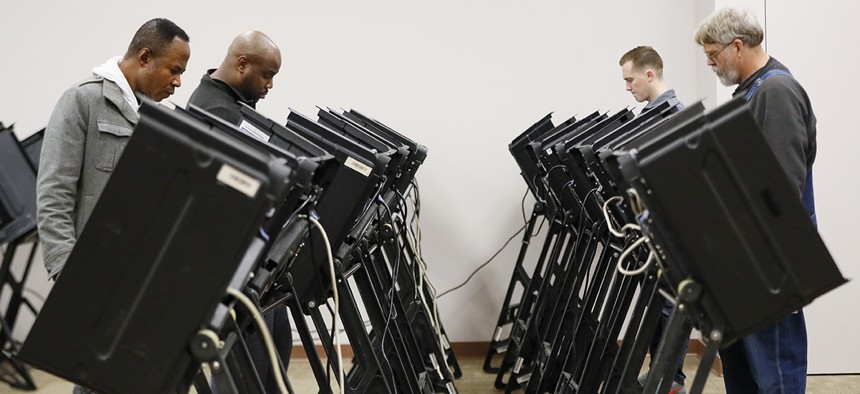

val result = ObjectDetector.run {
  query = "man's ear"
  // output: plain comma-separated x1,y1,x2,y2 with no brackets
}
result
733,38,744,55
646,69,655,82
138,48,153,66
237,55,249,73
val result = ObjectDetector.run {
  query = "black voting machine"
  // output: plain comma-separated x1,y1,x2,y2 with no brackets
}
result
17,101,461,393
483,97,846,393
0,123,43,391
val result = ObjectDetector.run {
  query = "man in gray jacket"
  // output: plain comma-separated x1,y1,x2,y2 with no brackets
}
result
37,18,190,282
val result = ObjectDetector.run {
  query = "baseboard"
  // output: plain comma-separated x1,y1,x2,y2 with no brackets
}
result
289,341,487,360
290,340,723,376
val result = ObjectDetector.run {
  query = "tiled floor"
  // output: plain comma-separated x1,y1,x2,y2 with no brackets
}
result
4,356,860,393
446,356,860,393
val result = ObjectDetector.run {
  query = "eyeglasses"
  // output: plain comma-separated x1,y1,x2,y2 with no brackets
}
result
705,43,731,61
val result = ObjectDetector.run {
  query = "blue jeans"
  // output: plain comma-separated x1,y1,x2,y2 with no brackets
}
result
720,310,807,394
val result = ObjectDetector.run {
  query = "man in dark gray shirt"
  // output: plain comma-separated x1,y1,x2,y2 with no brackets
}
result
696,7,817,394
187,31,290,392
619,46,683,114
187,30,281,126
619,45,688,394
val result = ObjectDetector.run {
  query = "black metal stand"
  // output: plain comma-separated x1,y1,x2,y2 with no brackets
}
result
486,104,700,394
0,231,39,391
602,269,664,394
483,203,543,373
190,326,266,394
492,218,568,390
190,297,300,394
641,297,693,394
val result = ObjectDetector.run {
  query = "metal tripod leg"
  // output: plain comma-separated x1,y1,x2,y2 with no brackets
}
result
0,234,38,391
689,329,722,394
484,204,542,373
642,300,692,394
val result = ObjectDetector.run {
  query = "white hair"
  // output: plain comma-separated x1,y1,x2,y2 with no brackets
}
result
694,7,764,46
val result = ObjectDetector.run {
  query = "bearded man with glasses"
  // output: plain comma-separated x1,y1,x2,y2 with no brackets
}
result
695,7,819,394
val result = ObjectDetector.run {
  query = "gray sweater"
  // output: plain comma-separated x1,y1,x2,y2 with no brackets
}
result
734,57,816,197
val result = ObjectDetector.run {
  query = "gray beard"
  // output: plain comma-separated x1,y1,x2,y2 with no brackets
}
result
715,56,740,86
718,71,738,87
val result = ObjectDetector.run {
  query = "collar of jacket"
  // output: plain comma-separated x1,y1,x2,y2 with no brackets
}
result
96,75,140,125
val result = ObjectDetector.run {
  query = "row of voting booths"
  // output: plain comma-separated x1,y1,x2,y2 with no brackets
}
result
482,97,846,394
1,94,848,394
4,101,461,393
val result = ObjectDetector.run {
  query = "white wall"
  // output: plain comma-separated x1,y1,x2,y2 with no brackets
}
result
1,0,855,374
763,1,860,374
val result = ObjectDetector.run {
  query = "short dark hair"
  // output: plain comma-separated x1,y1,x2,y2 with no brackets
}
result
125,18,189,58
619,46,664,79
